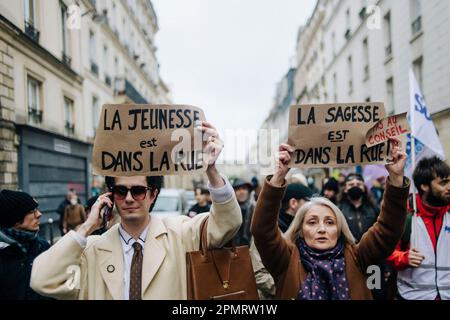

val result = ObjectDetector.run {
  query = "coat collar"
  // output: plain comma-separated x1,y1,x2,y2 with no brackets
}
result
94,217,168,299
142,216,167,295
95,224,123,300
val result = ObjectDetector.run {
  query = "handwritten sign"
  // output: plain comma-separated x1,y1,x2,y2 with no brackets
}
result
365,112,410,147
92,104,207,176
288,103,391,168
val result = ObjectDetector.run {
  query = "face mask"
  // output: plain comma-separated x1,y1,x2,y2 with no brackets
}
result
70,199,77,206
347,186,364,201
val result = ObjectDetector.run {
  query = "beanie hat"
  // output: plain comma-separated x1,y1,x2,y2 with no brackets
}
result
283,183,313,203
0,189,38,228
323,178,339,193
232,178,253,190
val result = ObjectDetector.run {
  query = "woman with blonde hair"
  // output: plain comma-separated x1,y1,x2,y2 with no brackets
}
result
251,139,409,300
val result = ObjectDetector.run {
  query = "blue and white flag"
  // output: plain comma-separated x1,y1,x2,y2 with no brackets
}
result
405,69,445,180
408,68,445,157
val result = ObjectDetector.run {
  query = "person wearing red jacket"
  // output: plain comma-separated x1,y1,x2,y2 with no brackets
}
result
386,156,450,300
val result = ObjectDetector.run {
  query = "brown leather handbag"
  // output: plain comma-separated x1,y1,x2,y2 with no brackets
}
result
186,217,259,300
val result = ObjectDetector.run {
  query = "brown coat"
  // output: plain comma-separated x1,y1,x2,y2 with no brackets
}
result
251,177,409,300
63,204,86,230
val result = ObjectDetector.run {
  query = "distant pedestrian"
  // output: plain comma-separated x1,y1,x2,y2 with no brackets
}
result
62,193,86,234
321,177,339,204
233,178,254,246
187,187,210,218
56,188,80,235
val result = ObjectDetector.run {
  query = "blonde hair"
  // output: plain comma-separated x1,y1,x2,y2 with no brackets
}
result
284,197,356,245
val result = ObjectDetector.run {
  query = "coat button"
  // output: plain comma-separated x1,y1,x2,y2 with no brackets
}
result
107,265,115,273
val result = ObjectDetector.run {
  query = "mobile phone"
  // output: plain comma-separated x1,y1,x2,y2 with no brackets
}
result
102,196,114,229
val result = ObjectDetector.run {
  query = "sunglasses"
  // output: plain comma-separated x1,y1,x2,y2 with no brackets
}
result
111,185,150,201
345,175,364,183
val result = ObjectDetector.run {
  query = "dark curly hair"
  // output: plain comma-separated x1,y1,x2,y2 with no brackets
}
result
413,157,450,196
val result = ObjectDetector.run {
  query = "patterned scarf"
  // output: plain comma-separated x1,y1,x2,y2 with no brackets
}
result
0,227,38,255
297,237,350,300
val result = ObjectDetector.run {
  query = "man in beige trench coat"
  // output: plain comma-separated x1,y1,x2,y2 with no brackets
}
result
30,122,242,300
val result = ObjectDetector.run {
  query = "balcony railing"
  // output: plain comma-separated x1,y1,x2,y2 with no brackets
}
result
105,74,111,87
359,7,366,20
412,16,422,36
114,77,148,104
65,121,75,135
24,20,40,43
113,28,119,39
364,65,369,80
62,52,72,67
28,107,43,124
344,29,351,40
385,43,392,57
90,61,99,76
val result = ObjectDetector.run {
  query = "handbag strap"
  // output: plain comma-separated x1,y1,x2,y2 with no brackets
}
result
199,216,209,256
198,216,239,289
199,216,237,255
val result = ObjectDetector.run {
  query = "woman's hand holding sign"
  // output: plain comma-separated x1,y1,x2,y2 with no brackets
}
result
271,143,295,187
384,138,407,187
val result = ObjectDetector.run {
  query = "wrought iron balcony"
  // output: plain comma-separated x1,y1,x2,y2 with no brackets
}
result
28,107,43,124
65,121,75,135
62,52,72,67
90,61,99,76
114,77,148,104
24,20,40,43
364,65,369,80
344,29,351,40
359,7,366,20
385,43,392,57
105,74,111,87
113,28,119,39
412,16,422,36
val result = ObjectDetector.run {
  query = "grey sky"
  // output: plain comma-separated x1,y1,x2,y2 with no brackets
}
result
152,0,316,161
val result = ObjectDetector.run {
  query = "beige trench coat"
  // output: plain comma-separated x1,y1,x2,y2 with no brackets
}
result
30,196,241,300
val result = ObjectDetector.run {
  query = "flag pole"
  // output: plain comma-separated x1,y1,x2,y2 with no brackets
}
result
410,135,418,249
409,67,418,249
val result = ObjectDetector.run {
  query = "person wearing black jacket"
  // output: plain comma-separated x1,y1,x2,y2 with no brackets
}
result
233,178,255,246
187,187,211,218
338,173,386,300
338,173,379,242
0,190,51,300
278,183,313,232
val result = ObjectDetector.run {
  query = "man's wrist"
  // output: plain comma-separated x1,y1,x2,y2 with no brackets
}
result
206,164,224,188
77,222,95,238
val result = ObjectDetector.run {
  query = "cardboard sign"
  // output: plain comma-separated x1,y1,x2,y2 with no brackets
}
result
365,112,410,147
287,103,390,168
92,104,207,176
